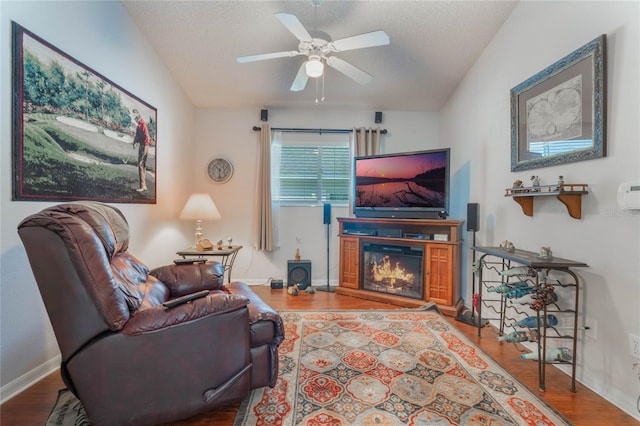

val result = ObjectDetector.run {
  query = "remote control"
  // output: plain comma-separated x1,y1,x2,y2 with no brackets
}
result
173,258,206,265
162,290,210,309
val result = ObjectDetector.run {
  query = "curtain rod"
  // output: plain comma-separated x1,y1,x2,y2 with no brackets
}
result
252,126,387,135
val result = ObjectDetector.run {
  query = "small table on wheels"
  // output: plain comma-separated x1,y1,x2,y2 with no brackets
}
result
176,245,242,283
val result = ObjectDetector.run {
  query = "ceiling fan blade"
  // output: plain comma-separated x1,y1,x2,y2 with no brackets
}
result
275,13,312,42
236,50,300,63
326,56,373,85
290,62,309,91
330,30,390,52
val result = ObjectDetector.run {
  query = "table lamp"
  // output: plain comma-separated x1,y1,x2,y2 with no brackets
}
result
179,193,221,250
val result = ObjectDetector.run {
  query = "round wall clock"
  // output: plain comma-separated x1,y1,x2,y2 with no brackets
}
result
207,158,233,183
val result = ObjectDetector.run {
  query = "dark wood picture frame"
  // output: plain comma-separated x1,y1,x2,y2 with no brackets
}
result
510,35,606,172
12,21,157,203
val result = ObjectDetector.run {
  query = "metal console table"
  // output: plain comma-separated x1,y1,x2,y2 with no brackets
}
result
176,245,242,283
472,246,588,392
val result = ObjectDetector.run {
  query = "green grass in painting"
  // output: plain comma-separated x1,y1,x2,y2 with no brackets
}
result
19,114,155,200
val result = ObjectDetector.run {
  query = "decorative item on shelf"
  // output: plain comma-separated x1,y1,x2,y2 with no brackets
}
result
513,179,524,189
538,246,553,259
217,240,224,250
514,314,559,329
497,330,537,343
521,347,573,362
198,238,213,251
227,237,233,248
179,193,222,250
305,287,315,294
530,175,540,191
287,285,299,296
557,176,565,190
499,240,516,252
294,248,301,261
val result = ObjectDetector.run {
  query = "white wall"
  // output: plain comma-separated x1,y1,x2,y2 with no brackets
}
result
441,1,640,419
193,107,441,286
0,1,196,399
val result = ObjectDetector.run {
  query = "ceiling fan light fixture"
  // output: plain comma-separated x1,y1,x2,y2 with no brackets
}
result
305,57,324,78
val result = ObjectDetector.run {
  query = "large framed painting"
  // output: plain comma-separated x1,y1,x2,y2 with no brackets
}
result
12,21,157,203
510,35,606,172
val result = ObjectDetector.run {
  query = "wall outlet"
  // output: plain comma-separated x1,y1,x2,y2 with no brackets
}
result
629,334,640,359
585,319,597,339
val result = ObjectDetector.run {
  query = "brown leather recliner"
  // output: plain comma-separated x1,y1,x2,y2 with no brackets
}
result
17,202,284,425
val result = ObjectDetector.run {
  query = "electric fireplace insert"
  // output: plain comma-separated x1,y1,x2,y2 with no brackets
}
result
361,242,424,300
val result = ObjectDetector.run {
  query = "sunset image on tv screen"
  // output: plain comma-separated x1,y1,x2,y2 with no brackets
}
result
355,151,447,208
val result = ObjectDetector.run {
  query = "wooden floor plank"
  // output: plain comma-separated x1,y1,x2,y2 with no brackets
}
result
1,286,636,425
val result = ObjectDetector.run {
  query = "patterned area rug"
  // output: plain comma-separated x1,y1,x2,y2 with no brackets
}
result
46,388,90,426
234,309,571,426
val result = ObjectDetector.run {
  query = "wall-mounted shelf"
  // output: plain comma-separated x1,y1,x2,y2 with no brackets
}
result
505,184,588,219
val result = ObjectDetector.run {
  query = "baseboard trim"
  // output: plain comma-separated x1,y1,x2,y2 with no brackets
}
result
0,355,61,404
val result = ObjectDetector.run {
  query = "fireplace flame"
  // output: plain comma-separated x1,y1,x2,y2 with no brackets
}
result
371,255,415,288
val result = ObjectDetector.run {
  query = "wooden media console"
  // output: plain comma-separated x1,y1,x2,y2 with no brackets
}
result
336,217,464,316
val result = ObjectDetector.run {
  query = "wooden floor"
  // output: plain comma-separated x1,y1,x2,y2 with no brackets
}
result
1,286,637,425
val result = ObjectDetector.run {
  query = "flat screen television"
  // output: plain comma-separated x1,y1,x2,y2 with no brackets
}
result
353,148,450,219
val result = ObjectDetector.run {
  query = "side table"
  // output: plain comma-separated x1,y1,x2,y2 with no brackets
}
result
472,246,587,392
176,245,242,283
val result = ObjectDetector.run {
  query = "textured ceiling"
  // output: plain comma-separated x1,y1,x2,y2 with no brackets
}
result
122,0,517,111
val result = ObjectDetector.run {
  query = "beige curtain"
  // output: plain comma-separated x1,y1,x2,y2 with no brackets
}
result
255,124,274,251
349,127,382,214
353,127,381,156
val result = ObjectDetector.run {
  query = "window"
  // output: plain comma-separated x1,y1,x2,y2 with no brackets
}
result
273,132,350,205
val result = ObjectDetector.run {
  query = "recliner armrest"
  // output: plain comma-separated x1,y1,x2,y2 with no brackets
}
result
150,262,225,296
225,282,284,347
122,293,248,336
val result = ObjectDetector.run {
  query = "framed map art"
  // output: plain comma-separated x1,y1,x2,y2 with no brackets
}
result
510,35,606,172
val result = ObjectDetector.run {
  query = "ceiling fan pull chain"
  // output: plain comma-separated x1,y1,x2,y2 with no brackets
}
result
315,78,319,104
321,71,325,102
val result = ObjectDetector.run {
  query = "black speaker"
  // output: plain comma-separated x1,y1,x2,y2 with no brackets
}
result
467,203,479,232
375,111,382,124
260,109,268,122
323,203,331,224
287,260,311,290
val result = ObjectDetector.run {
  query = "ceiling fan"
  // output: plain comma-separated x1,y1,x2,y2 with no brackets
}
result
236,11,390,92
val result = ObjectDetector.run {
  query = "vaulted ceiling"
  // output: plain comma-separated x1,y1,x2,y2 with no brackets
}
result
123,1,517,111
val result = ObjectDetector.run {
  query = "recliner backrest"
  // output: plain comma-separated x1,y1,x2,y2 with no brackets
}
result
18,202,155,360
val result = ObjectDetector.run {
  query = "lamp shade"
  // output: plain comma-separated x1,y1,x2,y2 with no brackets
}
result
179,193,221,220
305,58,324,78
